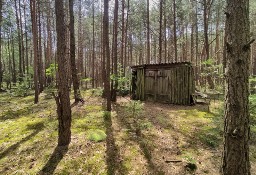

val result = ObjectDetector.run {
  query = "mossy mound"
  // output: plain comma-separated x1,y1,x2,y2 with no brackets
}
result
88,129,107,142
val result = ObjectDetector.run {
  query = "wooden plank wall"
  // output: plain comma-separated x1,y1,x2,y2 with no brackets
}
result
136,68,145,100
137,65,194,105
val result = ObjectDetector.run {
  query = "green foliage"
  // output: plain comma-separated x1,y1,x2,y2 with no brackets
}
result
81,77,92,82
88,129,107,142
249,76,256,94
13,74,33,97
3,72,11,84
201,59,223,78
103,111,111,120
46,64,58,78
43,87,57,99
138,120,152,130
88,88,103,97
198,131,220,148
111,63,130,95
125,100,144,118
249,95,256,125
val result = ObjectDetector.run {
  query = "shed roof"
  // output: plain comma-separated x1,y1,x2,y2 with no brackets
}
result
131,62,192,70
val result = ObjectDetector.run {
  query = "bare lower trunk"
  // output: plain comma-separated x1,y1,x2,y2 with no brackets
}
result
55,0,72,146
221,0,251,174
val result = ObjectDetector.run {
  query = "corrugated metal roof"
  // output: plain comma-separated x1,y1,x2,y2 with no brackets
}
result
130,62,192,69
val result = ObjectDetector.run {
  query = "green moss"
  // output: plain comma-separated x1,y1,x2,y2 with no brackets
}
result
88,129,107,142
85,105,103,112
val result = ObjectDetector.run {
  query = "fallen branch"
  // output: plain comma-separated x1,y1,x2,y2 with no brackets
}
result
165,160,182,163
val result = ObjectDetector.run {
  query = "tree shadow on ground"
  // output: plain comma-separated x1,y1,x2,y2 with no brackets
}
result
40,145,68,175
113,104,165,175
0,122,44,160
104,112,128,175
0,105,32,121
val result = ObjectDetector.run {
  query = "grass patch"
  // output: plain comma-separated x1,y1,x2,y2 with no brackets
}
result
1,90,255,174
176,109,222,148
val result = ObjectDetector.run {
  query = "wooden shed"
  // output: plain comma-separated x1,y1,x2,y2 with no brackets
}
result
130,62,195,105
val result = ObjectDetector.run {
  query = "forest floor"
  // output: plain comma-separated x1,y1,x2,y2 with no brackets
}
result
0,89,255,175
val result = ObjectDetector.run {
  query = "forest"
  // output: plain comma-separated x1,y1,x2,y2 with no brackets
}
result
0,0,255,174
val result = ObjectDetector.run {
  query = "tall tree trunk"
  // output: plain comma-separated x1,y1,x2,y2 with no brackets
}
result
158,0,163,63
221,0,252,174
0,0,2,89
203,0,209,61
18,0,25,74
38,2,44,93
14,0,23,80
203,0,214,89
75,2,83,79
55,0,72,146
7,33,12,89
11,32,17,84
46,0,53,69
23,0,29,75
103,0,111,111
163,0,167,63
120,0,125,71
195,0,199,85
69,0,82,103
77,0,84,79
146,0,150,64
124,0,130,72
92,0,95,88
173,0,177,62
30,0,39,104
111,0,118,102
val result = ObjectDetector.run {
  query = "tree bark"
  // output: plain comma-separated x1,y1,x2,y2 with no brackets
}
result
69,0,82,103
203,0,214,89
146,0,150,64
111,0,118,102
0,0,2,89
30,0,39,104
158,0,163,63
23,0,29,75
221,0,251,174
38,2,44,93
92,0,95,88
18,0,25,74
14,0,23,79
55,0,72,146
103,0,111,111
173,0,177,62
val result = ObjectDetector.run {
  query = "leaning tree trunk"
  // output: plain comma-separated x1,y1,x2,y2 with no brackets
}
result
55,0,72,146
221,0,252,174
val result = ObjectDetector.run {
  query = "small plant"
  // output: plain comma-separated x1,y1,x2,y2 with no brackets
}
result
139,120,152,130
13,74,33,97
46,63,58,86
43,86,57,99
88,129,107,142
125,100,144,118
125,100,144,136
90,88,103,97
111,63,130,96
182,152,197,172
249,94,256,125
